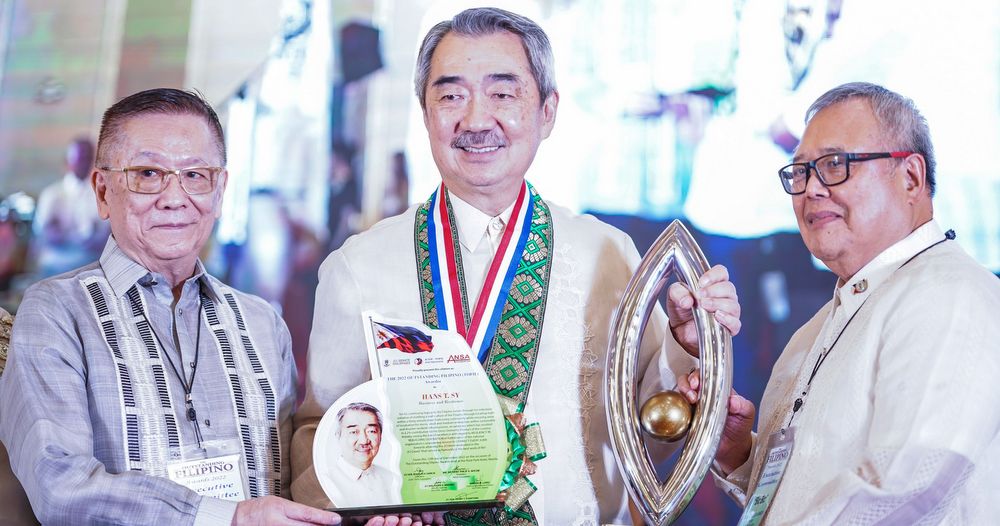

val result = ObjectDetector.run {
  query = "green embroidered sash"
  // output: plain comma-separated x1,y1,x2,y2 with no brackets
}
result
414,184,554,525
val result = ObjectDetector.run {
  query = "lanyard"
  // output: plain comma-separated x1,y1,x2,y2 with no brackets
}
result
785,230,954,429
142,280,206,447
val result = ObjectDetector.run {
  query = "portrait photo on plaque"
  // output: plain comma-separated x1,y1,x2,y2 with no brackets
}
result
314,382,404,508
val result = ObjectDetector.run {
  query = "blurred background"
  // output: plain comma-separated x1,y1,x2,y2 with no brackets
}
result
0,0,997,522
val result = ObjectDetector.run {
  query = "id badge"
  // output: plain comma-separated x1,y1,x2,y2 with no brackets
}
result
167,438,248,501
736,427,795,526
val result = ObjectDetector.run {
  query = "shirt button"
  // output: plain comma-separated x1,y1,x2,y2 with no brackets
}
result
204,419,211,427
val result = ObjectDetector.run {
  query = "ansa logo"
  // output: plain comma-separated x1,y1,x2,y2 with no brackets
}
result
446,354,470,363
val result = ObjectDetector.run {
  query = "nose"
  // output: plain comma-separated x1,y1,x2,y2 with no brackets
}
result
155,172,190,209
802,166,830,198
460,93,495,132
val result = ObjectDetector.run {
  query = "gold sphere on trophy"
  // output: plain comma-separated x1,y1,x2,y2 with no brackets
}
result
639,390,693,442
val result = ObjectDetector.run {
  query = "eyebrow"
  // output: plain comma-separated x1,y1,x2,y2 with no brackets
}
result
431,75,462,88
792,146,843,163
487,73,521,84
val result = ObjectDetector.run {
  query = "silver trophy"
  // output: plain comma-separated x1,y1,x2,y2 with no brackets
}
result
606,220,734,525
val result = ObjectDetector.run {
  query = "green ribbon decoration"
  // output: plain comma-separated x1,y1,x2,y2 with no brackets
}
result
495,395,546,513
499,418,525,491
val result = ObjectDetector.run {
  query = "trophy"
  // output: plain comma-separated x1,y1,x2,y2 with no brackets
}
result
606,220,734,525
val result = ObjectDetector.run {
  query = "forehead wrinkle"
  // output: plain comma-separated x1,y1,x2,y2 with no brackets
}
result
131,150,214,167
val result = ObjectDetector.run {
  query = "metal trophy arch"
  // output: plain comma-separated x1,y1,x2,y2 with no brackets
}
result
606,220,734,525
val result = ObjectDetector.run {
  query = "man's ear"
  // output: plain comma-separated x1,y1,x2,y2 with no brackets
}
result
902,152,927,200
539,90,559,140
213,170,229,219
93,169,112,220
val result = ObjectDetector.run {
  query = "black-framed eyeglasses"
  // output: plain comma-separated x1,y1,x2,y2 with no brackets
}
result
100,166,223,195
778,151,913,195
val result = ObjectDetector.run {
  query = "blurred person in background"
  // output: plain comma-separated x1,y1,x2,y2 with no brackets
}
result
326,140,361,253
31,137,110,277
381,151,410,219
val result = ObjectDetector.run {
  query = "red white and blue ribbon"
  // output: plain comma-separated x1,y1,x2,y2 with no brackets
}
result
426,182,534,363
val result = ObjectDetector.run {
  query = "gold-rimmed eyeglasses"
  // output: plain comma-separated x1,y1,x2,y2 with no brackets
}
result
100,166,223,195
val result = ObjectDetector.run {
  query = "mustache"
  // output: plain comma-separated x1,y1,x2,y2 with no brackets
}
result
452,130,506,149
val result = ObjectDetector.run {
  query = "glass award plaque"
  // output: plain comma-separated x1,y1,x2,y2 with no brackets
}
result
314,312,507,517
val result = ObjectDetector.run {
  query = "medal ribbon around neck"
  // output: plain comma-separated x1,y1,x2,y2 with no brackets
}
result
416,181,553,521
426,181,533,363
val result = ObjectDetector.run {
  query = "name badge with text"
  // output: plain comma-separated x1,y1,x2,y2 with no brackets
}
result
737,427,795,526
168,453,247,501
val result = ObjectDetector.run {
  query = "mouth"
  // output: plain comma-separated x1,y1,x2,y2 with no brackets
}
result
458,145,502,154
805,210,842,227
452,130,507,154
150,222,196,231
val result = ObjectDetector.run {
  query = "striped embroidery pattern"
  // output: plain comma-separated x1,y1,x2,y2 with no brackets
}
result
82,277,183,476
202,290,282,498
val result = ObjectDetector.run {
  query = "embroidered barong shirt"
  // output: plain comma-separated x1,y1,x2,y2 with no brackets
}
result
714,221,1000,524
292,196,694,524
0,238,297,525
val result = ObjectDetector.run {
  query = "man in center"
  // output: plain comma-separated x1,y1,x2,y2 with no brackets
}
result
291,8,741,524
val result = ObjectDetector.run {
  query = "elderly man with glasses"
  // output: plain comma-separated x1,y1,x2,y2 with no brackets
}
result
0,88,340,526
679,82,1000,524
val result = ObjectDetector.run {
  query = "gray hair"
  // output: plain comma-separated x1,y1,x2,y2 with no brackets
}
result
806,82,936,196
335,402,382,436
97,88,226,167
414,7,556,109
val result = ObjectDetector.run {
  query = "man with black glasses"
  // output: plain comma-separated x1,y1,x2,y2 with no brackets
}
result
680,82,1000,524
0,88,340,526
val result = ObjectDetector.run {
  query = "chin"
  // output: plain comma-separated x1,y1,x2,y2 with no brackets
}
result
149,245,198,262
807,243,842,264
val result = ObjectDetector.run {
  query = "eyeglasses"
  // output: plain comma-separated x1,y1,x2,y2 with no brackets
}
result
778,151,913,195
100,166,223,195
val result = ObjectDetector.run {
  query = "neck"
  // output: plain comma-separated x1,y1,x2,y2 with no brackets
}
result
111,238,200,305
829,215,934,282
139,257,198,304
445,179,523,216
